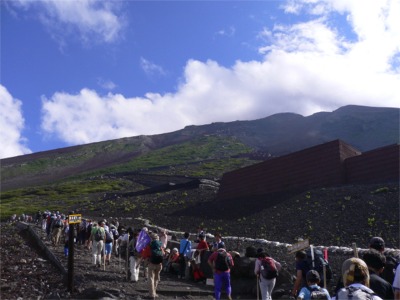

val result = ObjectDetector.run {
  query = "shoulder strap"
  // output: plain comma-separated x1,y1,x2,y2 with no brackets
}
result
347,286,376,298
181,240,189,254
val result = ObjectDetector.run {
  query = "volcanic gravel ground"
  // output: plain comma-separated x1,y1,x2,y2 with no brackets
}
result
0,222,215,300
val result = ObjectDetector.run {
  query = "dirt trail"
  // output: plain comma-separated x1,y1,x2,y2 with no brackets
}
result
35,224,217,299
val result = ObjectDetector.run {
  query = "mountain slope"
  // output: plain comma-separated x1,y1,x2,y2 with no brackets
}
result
1,105,398,192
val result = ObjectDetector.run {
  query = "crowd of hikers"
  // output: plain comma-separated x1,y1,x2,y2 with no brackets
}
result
17,211,400,300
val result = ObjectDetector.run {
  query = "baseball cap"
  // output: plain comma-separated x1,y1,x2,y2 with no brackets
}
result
369,237,385,251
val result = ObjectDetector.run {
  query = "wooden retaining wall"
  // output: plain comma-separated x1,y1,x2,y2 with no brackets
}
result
346,144,400,184
218,140,361,201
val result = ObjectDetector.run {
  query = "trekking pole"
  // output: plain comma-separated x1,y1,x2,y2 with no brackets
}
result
352,243,358,258
103,242,106,271
119,243,121,271
257,275,260,300
323,264,327,289
126,243,129,281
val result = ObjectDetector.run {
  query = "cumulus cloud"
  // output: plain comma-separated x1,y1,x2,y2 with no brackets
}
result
41,0,400,146
0,85,31,159
6,0,125,45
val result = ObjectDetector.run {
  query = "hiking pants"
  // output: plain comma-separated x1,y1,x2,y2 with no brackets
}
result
259,276,276,300
92,240,104,265
52,227,62,245
214,271,232,300
179,257,190,279
148,262,162,297
129,256,140,282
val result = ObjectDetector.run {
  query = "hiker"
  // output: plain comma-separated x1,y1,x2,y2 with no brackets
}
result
138,228,151,281
51,215,64,246
84,220,93,250
212,233,225,251
89,221,105,267
369,237,399,285
208,244,234,300
196,226,206,242
159,229,168,249
77,218,87,246
148,232,164,299
362,249,394,299
63,221,70,257
394,264,400,300
104,226,114,265
46,213,55,239
178,232,192,279
109,224,119,255
128,230,140,282
116,228,129,259
166,248,180,274
291,250,310,297
162,248,171,272
192,233,208,281
297,270,331,300
333,257,382,300
255,250,281,300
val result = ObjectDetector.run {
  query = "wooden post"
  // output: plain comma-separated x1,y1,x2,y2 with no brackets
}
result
67,222,75,292
352,243,358,258
310,245,315,269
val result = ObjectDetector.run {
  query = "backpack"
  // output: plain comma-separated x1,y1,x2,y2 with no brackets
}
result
105,230,113,243
306,248,332,285
260,257,278,279
111,228,119,240
307,286,329,300
54,219,63,228
150,240,163,264
215,251,232,272
94,228,104,241
336,286,375,300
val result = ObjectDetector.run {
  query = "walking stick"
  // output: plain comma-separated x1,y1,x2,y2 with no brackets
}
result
103,241,106,271
126,242,129,281
257,275,260,300
119,242,121,271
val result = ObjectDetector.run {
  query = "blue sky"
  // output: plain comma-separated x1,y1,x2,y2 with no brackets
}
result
1,0,400,159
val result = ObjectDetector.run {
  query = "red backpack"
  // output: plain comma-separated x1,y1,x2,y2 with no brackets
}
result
260,257,278,279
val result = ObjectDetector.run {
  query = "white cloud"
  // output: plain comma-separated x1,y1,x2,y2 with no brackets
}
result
0,85,31,159
140,58,167,77
7,0,125,45
41,0,400,146
97,78,117,91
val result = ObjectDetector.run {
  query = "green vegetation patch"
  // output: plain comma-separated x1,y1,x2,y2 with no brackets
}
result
0,178,130,220
105,136,252,174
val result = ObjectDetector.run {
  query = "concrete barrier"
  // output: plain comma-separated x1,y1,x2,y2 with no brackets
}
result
16,222,67,278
